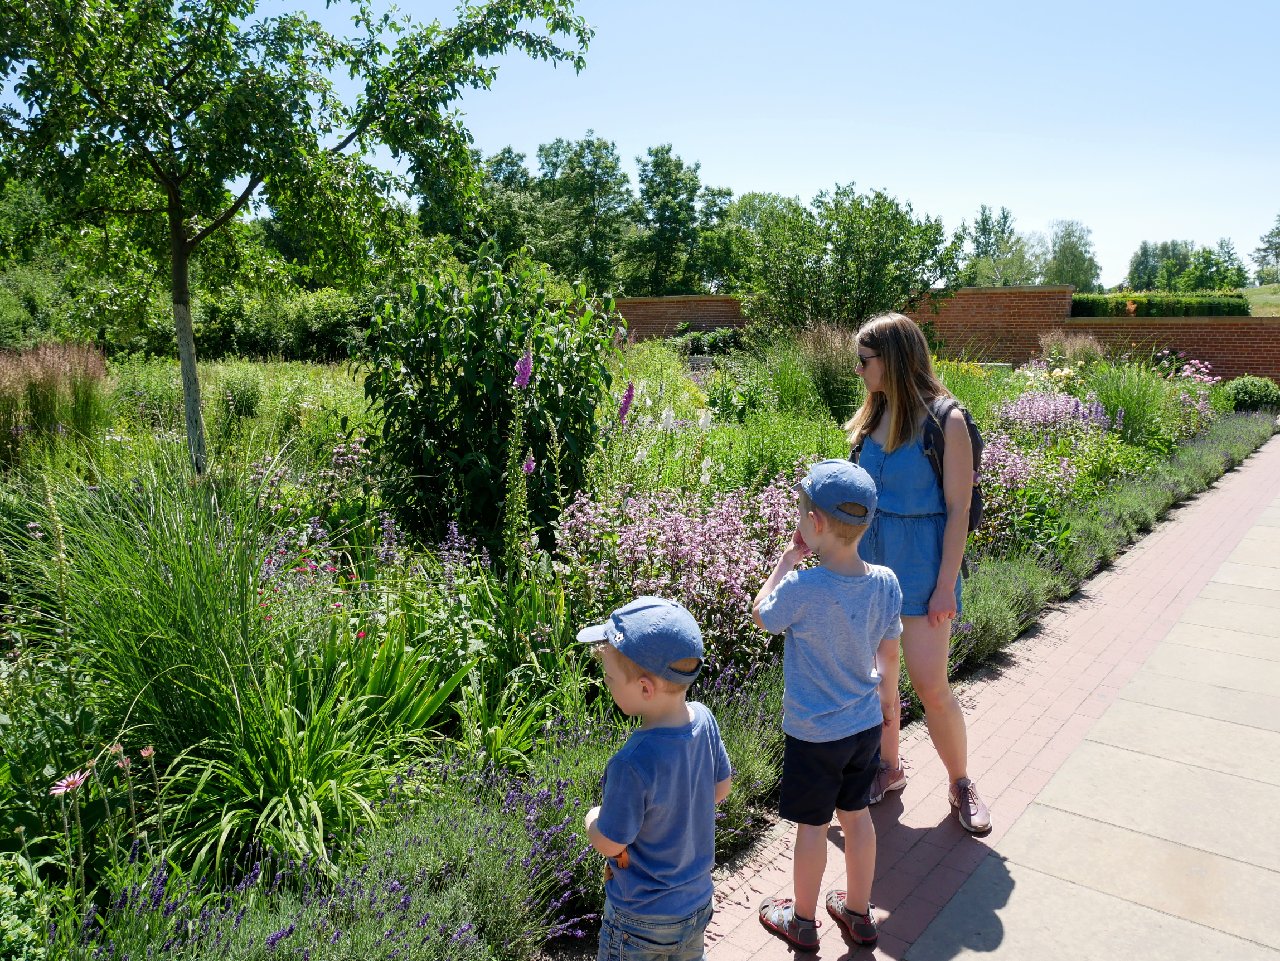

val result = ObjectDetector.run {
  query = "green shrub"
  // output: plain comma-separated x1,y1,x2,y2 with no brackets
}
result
666,326,744,357
365,243,620,549
1223,374,1280,411
1083,363,1182,453
1071,292,1250,317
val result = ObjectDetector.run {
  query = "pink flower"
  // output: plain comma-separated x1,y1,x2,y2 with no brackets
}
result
109,743,124,755
513,350,533,389
140,746,155,759
50,771,89,796
356,630,366,639
116,757,132,771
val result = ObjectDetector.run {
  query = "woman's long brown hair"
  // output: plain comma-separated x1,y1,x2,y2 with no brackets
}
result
843,313,950,453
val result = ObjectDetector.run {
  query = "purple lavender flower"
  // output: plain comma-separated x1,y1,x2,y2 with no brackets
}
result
513,350,533,389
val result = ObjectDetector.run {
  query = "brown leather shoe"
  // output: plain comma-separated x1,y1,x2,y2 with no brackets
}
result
949,777,991,833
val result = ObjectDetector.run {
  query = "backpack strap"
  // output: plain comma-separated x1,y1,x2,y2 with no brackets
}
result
921,397,957,488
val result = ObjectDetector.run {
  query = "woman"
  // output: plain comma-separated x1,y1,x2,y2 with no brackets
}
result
845,312,990,833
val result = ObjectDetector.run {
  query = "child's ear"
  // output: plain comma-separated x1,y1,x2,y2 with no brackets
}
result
808,509,825,533
638,675,656,699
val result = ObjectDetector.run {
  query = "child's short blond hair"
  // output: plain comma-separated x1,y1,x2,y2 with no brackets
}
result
798,488,868,545
593,644,699,694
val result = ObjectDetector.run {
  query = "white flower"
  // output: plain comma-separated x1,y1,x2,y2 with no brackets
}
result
633,447,649,464
660,408,675,431
697,409,713,429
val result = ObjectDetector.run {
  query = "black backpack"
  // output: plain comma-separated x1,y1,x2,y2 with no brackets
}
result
850,396,984,532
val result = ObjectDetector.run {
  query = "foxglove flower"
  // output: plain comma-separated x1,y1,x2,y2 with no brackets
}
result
513,350,533,389
619,381,635,424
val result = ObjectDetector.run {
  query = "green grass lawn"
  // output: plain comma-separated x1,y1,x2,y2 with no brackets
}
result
1242,284,1280,316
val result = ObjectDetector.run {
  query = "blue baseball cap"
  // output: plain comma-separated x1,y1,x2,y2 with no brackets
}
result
798,459,877,526
576,596,704,684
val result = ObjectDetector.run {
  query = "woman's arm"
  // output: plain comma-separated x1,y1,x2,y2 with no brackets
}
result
928,407,973,627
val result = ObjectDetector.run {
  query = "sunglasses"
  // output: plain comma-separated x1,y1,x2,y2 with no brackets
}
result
856,352,879,366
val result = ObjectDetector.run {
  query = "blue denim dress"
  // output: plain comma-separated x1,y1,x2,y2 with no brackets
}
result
858,434,963,617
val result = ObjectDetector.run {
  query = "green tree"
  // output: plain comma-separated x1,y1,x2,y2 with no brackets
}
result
735,192,823,327
1176,239,1248,292
623,144,703,295
956,205,1043,286
688,184,741,293
1,0,590,472
740,185,958,327
1127,240,1194,290
1254,215,1280,285
1042,220,1101,292
536,131,631,292
469,148,568,267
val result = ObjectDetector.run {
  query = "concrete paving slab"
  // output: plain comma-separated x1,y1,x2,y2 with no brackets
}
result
1254,506,1280,528
1163,622,1280,661
905,857,1277,961
1179,596,1280,637
1086,698,1280,786
1229,539,1280,569
1037,741,1280,872
997,805,1280,949
1198,580,1280,611
1142,642,1280,696
1213,561,1280,591
1241,525,1280,546
1120,670,1280,734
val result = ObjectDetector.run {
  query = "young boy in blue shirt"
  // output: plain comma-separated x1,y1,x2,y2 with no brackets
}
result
751,460,903,951
581,596,734,961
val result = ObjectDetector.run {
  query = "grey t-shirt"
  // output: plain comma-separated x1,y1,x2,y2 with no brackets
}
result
757,564,903,743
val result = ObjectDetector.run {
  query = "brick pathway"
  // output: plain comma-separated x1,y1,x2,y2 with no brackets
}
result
707,432,1280,960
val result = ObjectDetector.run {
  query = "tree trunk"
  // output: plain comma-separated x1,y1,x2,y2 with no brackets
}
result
170,204,207,474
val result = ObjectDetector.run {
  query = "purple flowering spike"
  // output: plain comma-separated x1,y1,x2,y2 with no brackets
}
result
618,381,635,424
513,350,533,389
522,455,536,475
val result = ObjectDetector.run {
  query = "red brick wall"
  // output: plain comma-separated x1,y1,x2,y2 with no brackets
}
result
906,286,1074,363
1058,318,1280,382
615,295,745,340
618,288,1280,382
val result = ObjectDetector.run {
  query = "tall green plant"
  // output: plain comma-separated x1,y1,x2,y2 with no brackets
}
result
364,242,620,549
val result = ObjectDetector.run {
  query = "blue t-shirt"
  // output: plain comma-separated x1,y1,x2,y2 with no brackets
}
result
757,564,903,743
596,701,732,918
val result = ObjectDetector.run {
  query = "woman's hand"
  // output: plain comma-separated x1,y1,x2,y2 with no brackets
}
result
926,583,957,628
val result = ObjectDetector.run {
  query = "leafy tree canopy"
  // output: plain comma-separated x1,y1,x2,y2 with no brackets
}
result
1254,214,1280,286
956,205,1044,287
740,184,959,328
1042,219,1101,293
0,0,591,471
1126,238,1247,292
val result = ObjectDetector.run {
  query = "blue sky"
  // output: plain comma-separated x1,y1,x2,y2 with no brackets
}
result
310,0,1277,286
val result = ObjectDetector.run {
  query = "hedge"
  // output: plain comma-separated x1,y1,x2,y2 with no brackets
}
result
1072,293,1250,318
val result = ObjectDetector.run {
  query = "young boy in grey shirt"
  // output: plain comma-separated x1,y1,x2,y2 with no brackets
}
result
751,459,903,951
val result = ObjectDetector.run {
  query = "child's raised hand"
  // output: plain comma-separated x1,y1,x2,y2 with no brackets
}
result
790,529,812,558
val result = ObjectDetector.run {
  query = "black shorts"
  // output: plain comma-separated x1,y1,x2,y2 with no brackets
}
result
779,726,882,825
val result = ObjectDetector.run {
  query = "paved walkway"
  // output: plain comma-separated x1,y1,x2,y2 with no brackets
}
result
708,432,1280,960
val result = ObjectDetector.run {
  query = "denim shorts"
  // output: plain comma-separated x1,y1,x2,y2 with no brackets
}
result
597,897,714,961
862,512,962,617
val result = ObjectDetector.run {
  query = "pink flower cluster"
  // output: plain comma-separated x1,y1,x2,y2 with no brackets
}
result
556,471,801,670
